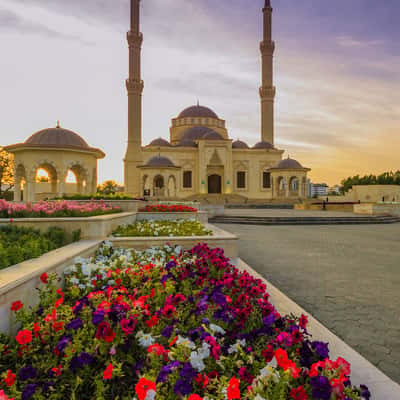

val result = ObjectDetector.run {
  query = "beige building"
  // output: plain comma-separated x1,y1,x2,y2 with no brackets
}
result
124,0,310,200
338,185,400,203
6,123,105,202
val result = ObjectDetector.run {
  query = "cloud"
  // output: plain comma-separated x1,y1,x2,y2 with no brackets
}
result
336,35,383,48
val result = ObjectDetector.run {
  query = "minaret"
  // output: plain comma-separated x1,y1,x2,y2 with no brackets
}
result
259,0,276,145
124,0,144,195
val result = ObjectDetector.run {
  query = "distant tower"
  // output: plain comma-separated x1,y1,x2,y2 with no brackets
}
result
259,0,276,145
124,0,144,195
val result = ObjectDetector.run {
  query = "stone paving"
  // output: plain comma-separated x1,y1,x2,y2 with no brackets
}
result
217,221,400,383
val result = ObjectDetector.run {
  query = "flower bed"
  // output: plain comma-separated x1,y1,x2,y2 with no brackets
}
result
113,219,212,237
0,200,121,218
140,204,198,213
0,243,369,400
0,226,71,270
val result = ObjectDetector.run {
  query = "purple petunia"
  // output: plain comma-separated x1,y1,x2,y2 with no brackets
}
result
19,365,37,381
312,341,330,360
174,379,192,396
22,383,38,400
69,352,94,372
92,310,105,325
66,318,83,331
310,375,332,400
56,336,70,352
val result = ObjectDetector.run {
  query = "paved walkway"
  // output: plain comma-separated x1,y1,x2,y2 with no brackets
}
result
224,209,366,218
217,222,400,383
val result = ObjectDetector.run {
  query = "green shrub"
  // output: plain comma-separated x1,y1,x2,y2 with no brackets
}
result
0,226,68,270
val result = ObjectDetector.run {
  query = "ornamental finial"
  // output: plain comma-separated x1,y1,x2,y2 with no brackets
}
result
265,0,271,7
56,120,60,128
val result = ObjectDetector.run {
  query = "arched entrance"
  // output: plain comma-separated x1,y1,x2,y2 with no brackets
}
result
208,174,222,194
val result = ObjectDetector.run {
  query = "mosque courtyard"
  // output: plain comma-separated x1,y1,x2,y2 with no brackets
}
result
217,220,400,384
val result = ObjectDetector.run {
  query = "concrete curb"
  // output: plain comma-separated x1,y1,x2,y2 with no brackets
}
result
234,258,400,399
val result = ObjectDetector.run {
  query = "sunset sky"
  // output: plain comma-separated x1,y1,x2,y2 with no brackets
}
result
0,0,399,186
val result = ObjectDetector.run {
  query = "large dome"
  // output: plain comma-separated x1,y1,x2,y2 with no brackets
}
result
180,126,222,143
178,105,218,119
25,126,89,149
253,141,274,150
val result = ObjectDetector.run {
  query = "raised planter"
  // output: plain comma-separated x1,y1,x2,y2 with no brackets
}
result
0,240,101,334
109,223,238,259
136,211,208,224
0,212,137,239
354,202,400,216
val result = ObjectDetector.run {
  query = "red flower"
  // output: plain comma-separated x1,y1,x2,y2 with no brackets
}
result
16,329,32,345
0,389,14,400
262,344,274,362
290,386,308,400
227,377,241,399
145,315,158,328
40,273,48,284
4,370,15,387
10,301,23,312
135,377,156,400
52,321,63,332
103,363,113,380
188,395,203,400
96,321,116,343
299,314,308,329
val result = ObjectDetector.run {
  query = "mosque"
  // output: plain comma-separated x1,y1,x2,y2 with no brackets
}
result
6,0,310,202
124,0,310,200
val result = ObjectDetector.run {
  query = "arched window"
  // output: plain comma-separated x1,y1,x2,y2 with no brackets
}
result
236,171,246,189
154,175,164,189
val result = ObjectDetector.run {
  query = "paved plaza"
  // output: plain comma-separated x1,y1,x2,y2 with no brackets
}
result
217,220,400,383
223,208,367,218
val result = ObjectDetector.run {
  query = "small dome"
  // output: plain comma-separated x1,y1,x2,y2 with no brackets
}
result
178,105,218,119
148,138,171,147
273,158,304,169
232,140,249,149
25,125,89,149
145,156,176,168
253,141,275,150
202,131,224,140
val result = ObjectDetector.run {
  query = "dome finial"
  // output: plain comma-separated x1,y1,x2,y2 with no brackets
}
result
56,120,60,128
197,99,200,107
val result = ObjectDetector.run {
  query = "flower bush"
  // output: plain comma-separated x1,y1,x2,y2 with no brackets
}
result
0,243,370,400
140,205,198,213
0,226,69,270
113,220,212,237
0,200,121,218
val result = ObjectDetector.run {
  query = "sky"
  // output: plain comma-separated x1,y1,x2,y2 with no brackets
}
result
0,0,399,186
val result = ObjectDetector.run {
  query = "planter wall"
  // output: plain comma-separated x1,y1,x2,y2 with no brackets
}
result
354,203,400,216
0,212,137,239
110,224,238,259
136,211,208,224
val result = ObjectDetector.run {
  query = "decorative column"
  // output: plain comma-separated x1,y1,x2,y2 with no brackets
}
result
124,0,144,196
13,180,21,202
259,0,276,145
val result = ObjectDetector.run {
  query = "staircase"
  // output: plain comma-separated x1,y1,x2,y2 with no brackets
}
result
210,215,400,226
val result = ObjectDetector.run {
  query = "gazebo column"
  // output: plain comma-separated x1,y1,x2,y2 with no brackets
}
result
58,180,65,198
13,181,21,202
26,180,35,202
285,177,290,198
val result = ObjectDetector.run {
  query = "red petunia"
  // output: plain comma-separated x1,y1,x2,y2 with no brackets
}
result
227,377,241,400
16,329,32,345
299,314,308,329
40,273,48,284
290,386,308,400
96,321,116,343
103,363,113,380
135,377,156,400
4,370,15,387
188,395,203,400
10,301,23,312
145,315,158,328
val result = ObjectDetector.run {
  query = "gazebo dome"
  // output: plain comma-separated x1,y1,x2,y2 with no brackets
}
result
148,138,171,147
25,125,89,149
273,158,304,169
145,156,176,168
253,141,274,150
178,105,218,119
177,139,197,148
232,140,249,149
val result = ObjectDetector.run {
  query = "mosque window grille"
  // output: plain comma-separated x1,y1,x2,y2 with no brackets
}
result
236,171,246,189
183,170,193,188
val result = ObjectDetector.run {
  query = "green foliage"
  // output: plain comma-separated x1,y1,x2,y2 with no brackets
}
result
0,226,68,270
0,147,14,198
113,219,213,237
55,194,136,201
341,170,400,192
72,229,82,242
97,180,123,196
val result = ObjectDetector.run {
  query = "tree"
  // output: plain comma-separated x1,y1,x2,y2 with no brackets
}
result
97,180,122,195
340,171,400,193
0,147,14,198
